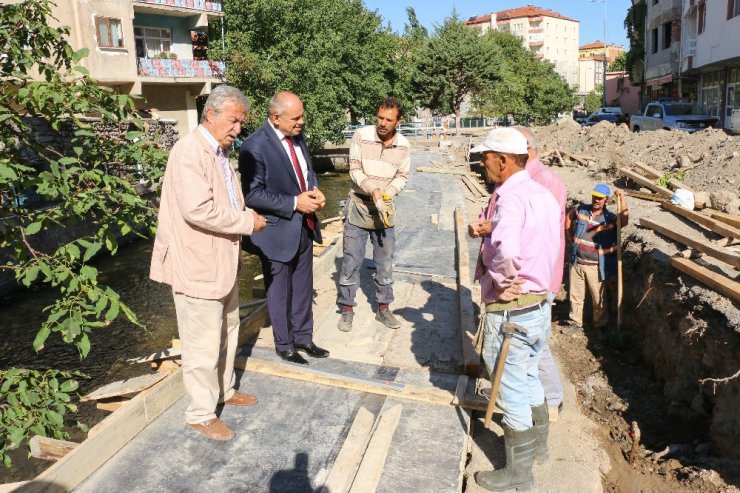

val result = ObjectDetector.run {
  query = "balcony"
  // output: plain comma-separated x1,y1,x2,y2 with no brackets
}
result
137,58,225,79
133,0,223,13
529,32,544,46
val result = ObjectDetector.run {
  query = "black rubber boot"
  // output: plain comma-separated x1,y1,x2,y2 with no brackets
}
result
531,403,550,462
475,426,537,492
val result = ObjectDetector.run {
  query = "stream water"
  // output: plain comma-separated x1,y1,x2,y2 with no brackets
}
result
0,172,350,482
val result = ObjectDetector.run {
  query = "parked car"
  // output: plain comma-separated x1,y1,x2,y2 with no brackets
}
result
629,100,719,133
581,113,625,126
595,106,625,117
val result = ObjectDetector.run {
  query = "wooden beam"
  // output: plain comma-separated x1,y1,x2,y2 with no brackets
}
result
416,166,476,176
705,209,740,229
29,436,78,462
661,202,740,240
624,190,668,203
619,168,673,197
454,207,483,377
630,161,661,179
80,372,169,402
96,396,132,412
30,370,184,492
639,218,740,268
349,404,403,493
323,407,376,492
238,301,269,346
235,356,487,411
670,257,740,303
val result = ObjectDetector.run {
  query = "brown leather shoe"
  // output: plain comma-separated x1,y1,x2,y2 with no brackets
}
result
224,391,258,406
187,418,235,441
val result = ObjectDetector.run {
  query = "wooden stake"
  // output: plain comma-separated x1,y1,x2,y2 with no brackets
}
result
29,436,78,462
349,404,403,493
670,257,740,303
323,407,376,492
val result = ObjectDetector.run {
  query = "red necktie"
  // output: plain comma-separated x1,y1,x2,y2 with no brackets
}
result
285,136,315,231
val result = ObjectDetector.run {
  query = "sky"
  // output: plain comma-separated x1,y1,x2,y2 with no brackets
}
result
362,0,632,48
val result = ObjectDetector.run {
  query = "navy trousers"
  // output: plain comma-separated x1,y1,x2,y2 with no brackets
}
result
260,224,314,352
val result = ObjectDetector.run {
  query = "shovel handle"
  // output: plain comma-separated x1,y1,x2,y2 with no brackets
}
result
484,333,513,428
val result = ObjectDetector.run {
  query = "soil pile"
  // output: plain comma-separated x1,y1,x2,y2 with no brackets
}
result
534,119,740,214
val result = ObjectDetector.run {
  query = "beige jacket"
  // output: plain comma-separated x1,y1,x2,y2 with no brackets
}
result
150,130,254,300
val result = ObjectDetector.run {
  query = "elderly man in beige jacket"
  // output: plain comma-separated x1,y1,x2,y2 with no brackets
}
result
150,85,266,441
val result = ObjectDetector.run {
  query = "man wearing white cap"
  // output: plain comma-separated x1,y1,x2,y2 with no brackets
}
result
563,183,628,333
470,128,559,492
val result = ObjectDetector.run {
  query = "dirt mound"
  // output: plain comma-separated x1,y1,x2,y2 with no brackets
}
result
535,122,740,214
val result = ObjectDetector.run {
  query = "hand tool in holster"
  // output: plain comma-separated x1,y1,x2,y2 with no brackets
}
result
484,321,528,429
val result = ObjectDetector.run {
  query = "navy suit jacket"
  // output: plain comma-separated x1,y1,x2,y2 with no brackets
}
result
239,122,322,262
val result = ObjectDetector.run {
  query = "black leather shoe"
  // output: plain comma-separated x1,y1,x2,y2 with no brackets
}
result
276,349,309,365
294,342,330,358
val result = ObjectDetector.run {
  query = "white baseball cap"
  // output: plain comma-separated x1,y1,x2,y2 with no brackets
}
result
470,127,528,155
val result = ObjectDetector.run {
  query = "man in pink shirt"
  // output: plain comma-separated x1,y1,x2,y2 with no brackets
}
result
470,128,559,492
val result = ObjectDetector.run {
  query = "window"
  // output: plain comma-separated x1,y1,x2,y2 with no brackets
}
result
663,22,672,49
134,27,172,58
96,17,123,48
729,0,740,19
651,28,658,53
698,2,706,34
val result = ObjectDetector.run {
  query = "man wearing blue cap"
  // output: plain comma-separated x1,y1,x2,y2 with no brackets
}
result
563,184,629,333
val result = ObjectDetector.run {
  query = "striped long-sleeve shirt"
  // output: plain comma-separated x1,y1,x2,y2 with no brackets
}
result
348,125,410,198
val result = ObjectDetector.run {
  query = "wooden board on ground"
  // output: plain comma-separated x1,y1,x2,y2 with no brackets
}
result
416,166,476,176
323,407,376,492
619,168,673,197
640,218,740,269
29,436,78,462
670,257,740,303
235,356,487,411
29,370,184,492
454,207,482,377
705,209,740,229
80,372,169,402
624,190,668,203
630,161,660,179
661,202,740,240
349,404,403,493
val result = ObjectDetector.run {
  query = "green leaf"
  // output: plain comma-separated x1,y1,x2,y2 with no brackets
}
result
24,221,43,235
0,166,18,180
21,266,40,287
59,380,79,393
79,265,98,280
105,302,120,322
33,326,51,352
77,334,91,358
82,241,102,262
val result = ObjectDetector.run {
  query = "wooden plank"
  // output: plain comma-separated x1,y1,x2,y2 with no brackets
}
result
661,202,740,240
460,175,484,198
29,436,78,462
619,168,673,197
705,209,740,229
238,301,269,346
96,396,132,412
80,372,168,402
454,207,482,377
670,257,740,303
630,161,661,179
30,370,184,492
235,356,487,411
639,218,740,268
416,166,476,176
624,190,668,203
322,407,376,492
349,404,403,493
127,348,181,364
465,174,489,197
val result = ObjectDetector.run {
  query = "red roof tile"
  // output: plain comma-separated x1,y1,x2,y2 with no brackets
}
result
466,13,493,24
580,41,607,50
495,5,579,23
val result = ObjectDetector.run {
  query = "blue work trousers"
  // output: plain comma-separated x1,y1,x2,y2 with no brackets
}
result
482,301,549,431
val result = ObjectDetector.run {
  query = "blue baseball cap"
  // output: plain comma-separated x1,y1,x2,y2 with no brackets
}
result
591,184,611,198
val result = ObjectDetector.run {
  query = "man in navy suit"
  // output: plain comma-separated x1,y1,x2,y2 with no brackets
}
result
239,91,330,364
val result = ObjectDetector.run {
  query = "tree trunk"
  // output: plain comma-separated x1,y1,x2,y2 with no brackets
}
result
455,108,462,136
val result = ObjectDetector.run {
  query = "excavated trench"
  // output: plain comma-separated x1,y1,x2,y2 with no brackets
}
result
553,230,740,492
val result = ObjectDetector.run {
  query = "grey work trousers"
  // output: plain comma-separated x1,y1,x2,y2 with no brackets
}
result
337,221,395,308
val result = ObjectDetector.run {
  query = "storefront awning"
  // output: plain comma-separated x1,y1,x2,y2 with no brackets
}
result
646,74,673,86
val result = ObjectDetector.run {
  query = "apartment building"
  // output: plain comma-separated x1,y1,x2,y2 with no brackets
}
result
9,0,226,135
578,41,624,98
642,0,683,101
466,6,580,88
680,0,740,132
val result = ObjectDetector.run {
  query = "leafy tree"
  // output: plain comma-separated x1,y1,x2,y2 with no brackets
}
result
469,30,576,125
608,52,627,72
0,0,167,466
218,0,402,149
412,12,502,134
584,85,604,113
624,0,646,83
393,8,429,118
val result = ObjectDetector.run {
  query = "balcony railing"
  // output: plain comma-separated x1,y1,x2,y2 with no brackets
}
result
137,58,225,78
135,0,223,13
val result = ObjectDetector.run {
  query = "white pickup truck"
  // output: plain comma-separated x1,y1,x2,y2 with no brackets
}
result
629,100,719,133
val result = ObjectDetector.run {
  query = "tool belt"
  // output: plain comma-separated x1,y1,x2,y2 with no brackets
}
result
346,190,395,229
485,292,547,314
